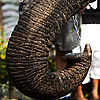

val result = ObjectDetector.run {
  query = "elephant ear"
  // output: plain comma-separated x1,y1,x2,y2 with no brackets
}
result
6,0,92,100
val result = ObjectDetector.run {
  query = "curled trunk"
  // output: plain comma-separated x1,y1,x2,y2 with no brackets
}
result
6,0,92,99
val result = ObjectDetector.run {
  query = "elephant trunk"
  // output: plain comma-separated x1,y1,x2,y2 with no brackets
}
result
6,0,92,99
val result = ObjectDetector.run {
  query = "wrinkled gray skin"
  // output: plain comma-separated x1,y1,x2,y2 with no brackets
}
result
6,0,93,100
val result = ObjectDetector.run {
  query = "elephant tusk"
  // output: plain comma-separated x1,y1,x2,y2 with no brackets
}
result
6,0,93,100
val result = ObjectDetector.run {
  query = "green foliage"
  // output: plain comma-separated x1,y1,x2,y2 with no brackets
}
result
48,45,56,72
48,56,56,72
84,91,91,100
0,34,8,84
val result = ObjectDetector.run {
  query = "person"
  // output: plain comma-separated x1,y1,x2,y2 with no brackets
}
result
91,53,100,100
72,0,100,100
53,14,81,71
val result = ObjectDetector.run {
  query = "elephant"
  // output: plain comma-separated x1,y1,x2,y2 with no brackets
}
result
6,0,94,100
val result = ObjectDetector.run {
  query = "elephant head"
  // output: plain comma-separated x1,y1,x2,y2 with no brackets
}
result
6,0,93,99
